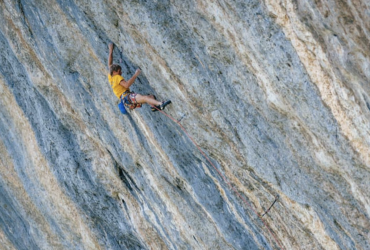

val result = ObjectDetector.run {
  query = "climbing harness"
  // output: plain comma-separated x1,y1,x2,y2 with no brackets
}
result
151,105,285,250
118,91,142,114
122,91,142,110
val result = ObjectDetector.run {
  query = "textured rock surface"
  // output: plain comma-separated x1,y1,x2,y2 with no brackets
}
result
0,0,369,249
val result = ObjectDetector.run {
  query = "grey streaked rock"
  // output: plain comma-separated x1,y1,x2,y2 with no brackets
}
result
0,0,369,249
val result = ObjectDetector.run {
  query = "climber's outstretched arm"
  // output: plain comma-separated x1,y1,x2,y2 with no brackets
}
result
120,69,141,89
108,43,114,69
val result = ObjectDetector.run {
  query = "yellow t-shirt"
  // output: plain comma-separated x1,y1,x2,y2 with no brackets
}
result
108,74,130,98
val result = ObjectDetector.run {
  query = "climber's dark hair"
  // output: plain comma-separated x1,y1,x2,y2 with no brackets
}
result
110,64,121,76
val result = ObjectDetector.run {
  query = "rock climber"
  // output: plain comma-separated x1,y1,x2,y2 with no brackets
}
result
107,43,171,112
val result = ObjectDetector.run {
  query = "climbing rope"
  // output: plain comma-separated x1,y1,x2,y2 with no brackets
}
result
151,105,285,250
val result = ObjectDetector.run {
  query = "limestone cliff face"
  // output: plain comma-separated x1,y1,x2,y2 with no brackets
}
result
0,0,369,249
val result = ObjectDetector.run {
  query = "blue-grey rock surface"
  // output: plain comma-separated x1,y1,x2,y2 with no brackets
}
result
0,0,369,249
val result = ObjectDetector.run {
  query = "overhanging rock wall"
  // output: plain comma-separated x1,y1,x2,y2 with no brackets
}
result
0,0,369,249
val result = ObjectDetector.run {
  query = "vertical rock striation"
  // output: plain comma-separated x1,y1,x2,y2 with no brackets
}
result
0,0,369,249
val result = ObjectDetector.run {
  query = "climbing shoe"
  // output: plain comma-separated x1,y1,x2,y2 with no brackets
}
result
160,100,171,110
151,106,158,112
151,100,171,112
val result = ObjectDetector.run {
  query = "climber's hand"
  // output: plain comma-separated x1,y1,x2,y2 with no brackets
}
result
109,43,114,52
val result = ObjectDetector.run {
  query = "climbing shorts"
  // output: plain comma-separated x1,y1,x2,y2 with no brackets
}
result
122,92,142,110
